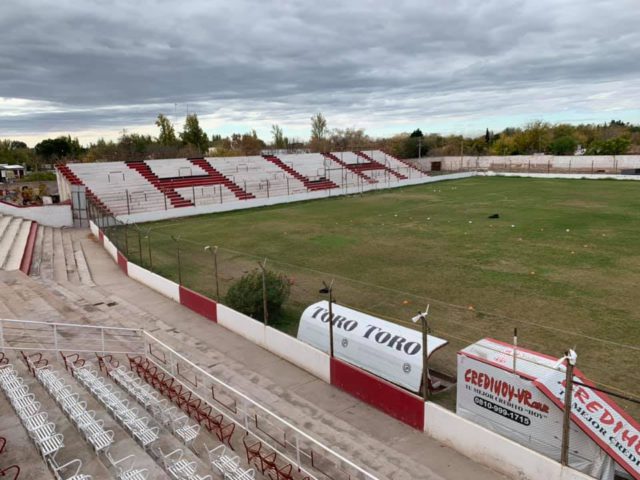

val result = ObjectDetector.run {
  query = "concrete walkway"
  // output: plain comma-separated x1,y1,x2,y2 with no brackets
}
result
60,229,508,479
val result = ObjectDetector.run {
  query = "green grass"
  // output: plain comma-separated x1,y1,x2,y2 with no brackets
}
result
119,177,640,414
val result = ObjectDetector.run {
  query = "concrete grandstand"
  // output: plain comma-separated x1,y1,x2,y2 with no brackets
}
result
56,151,424,217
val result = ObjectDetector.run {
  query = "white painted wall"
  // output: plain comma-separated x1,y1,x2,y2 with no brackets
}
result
127,261,180,302
0,201,72,227
413,155,640,173
103,234,118,262
117,172,476,223
89,221,99,238
215,304,331,381
424,403,593,480
216,304,266,347
484,171,640,181
265,327,331,383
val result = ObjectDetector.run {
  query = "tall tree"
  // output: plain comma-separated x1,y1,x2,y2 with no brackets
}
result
271,124,287,149
310,113,328,152
180,114,209,153
155,113,177,146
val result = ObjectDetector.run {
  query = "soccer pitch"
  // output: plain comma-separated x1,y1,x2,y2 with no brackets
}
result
138,176,640,412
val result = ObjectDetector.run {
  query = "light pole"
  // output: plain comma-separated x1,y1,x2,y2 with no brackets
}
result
319,280,335,357
258,258,268,326
412,305,430,402
204,245,220,300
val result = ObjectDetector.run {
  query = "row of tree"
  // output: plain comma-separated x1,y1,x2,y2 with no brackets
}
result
2,116,639,168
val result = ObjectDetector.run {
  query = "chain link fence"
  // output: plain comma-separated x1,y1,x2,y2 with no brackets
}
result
88,199,640,420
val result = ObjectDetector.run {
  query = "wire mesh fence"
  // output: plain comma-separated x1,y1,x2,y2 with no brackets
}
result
88,199,640,421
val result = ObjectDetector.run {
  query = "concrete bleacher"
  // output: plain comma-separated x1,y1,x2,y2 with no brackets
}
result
0,214,33,272
145,158,208,179
67,162,168,216
206,156,308,198
58,150,426,218
367,150,425,176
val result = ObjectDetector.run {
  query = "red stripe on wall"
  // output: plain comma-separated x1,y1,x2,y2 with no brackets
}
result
330,357,424,429
117,251,128,275
179,286,217,322
19,222,38,275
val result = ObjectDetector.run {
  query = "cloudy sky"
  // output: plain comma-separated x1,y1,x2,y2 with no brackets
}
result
1,0,639,146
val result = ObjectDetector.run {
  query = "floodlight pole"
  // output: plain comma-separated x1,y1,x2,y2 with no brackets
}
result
560,349,577,466
258,258,268,326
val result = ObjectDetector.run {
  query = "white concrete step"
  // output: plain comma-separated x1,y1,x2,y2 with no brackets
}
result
4,219,32,271
0,217,24,269
0,214,12,238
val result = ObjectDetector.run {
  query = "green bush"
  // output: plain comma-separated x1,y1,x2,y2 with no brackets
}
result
20,171,57,182
224,269,291,323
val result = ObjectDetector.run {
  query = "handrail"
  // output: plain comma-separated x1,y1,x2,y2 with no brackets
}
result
144,331,380,480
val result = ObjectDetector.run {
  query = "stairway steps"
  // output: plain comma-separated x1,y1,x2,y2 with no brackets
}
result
61,230,81,284
263,154,339,191
30,224,45,277
0,218,23,269
52,228,68,284
323,153,378,184
73,238,95,287
4,220,32,271
127,161,194,208
188,158,256,200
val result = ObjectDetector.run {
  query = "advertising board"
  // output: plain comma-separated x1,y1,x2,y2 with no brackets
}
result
298,301,447,392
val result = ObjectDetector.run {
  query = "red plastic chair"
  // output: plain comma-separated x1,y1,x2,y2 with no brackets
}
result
243,436,262,469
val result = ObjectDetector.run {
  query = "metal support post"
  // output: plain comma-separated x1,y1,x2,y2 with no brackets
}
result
320,280,335,357
172,236,182,285
258,259,268,326
561,349,577,466
412,306,430,401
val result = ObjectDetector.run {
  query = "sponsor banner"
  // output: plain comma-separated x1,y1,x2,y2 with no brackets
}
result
297,301,447,392
535,371,640,480
457,354,615,478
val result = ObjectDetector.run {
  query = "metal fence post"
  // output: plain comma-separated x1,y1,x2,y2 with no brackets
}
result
172,236,182,285
258,259,268,326
53,324,58,352
137,227,143,264
124,222,129,256
147,230,153,269
126,189,131,215
560,350,577,466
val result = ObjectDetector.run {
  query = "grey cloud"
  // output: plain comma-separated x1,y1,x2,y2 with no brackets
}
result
1,0,639,139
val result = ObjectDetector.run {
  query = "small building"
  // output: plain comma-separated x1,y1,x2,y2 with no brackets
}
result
0,164,25,182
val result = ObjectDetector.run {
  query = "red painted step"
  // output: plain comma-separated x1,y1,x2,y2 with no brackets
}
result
188,158,256,200
322,152,377,184
378,150,428,174
262,155,339,191
354,151,408,179
126,161,193,208
56,164,114,215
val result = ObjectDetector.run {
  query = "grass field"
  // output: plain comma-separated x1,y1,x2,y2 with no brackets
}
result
124,176,640,414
